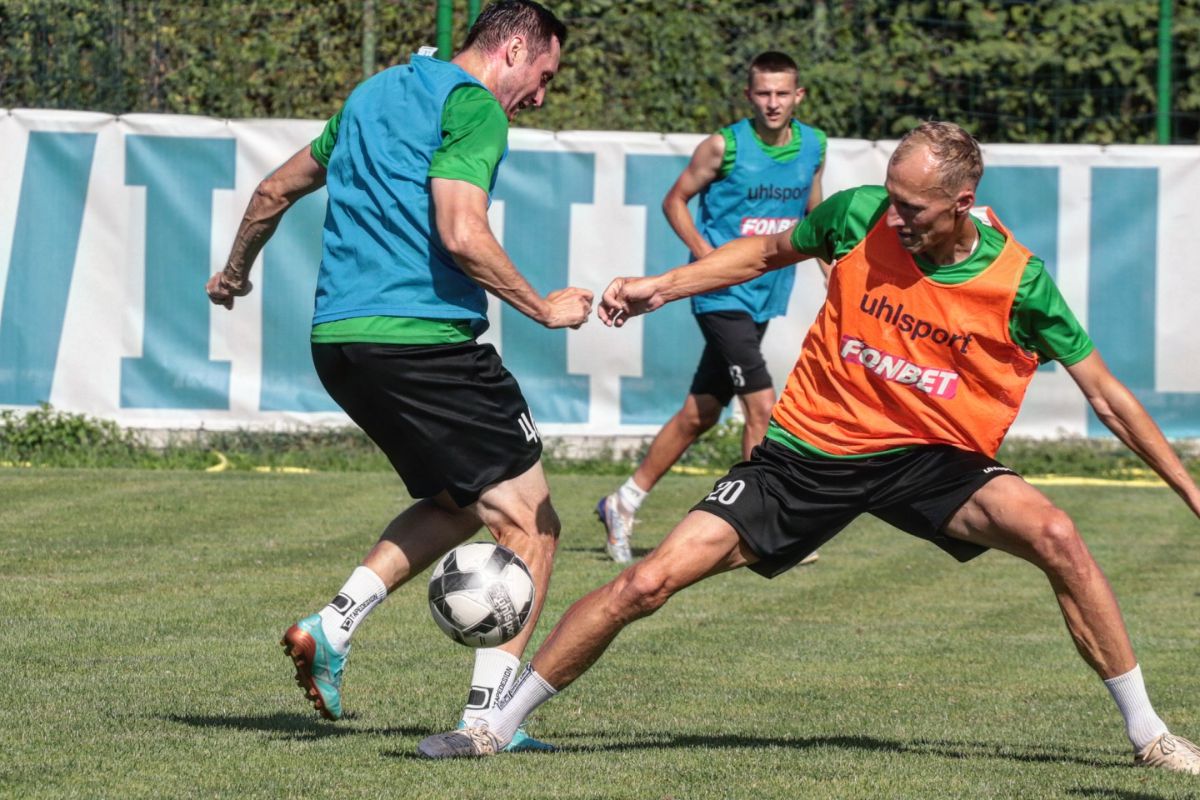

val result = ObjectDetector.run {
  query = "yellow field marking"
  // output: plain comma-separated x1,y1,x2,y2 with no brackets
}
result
670,465,720,476
205,451,230,473
1026,475,1165,488
252,465,313,474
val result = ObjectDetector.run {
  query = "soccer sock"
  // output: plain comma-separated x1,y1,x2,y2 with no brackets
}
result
482,664,557,744
617,476,648,514
1104,663,1169,750
316,566,387,654
460,649,521,726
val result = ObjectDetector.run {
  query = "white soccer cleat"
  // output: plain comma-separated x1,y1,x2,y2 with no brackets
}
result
596,493,634,563
1135,732,1200,775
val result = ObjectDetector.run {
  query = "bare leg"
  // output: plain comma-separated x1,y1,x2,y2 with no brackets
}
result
631,393,724,492
362,492,483,590
471,461,561,660
737,387,776,460
532,510,757,689
944,475,1135,678
414,513,757,755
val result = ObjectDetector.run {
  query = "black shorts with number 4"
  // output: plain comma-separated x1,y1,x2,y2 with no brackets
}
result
692,438,1018,577
313,341,542,507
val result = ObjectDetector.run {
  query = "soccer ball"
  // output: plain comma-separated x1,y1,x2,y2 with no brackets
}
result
428,542,535,648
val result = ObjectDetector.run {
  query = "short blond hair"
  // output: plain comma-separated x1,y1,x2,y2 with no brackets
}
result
891,121,983,192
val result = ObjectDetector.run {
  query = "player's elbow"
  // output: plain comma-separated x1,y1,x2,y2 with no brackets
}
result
662,189,688,218
1085,393,1119,429
251,176,292,219
437,214,480,258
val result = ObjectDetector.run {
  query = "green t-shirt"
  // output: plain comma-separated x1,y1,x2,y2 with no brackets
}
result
771,184,1094,459
790,185,1093,364
717,119,827,179
309,83,508,344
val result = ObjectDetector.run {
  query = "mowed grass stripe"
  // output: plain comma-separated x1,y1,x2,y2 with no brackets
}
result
1,469,1197,799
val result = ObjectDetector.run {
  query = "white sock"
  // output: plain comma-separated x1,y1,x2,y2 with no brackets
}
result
460,649,521,726
1104,663,1168,750
482,665,557,744
617,476,648,513
316,566,387,654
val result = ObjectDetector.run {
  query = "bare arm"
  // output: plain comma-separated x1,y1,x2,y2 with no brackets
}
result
431,177,592,329
662,133,725,261
598,229,812,326
806,159,833,283
207,146,327,309
1066,351,1200,517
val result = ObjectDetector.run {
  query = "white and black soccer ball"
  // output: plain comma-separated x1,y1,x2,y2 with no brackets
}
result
428,542,535,648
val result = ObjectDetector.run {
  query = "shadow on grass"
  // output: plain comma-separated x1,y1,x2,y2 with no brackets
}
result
1067,789,1176,800
165,712,426,740
532,732,1126,771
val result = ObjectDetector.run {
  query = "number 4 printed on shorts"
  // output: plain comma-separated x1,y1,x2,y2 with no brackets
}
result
518,411,540,443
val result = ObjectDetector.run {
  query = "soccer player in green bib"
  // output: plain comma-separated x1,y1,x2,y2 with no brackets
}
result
206,0,590,752
596,52,829,563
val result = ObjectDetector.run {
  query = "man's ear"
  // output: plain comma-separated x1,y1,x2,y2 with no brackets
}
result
794,87,806,104
954,189,976,216
505,35,526,67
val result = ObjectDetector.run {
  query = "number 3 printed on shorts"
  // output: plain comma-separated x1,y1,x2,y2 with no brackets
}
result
706,479,745,505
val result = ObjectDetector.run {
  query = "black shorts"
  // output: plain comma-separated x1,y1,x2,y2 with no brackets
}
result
312,341,542,507
692,439,1018,577
689,311,773,405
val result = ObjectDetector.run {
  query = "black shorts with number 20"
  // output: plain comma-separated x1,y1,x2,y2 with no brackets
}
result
692,438,1017,577
313,341,542,507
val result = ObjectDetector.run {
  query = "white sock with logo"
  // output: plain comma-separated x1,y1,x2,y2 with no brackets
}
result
1104,663,1168,750
460,649,521,727
617,476,648,514
317,566,387,654
482,664,557,744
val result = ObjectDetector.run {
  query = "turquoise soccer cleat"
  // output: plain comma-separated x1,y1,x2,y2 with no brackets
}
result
455,719,557,753
281,614,348,720
505,726,557,753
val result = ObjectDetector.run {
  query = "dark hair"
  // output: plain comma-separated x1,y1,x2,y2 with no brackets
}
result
748,51,798,85
891,121,984,191
464,0,567,58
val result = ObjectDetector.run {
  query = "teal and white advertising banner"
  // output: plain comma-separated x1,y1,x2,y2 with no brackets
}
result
2,108,1199,438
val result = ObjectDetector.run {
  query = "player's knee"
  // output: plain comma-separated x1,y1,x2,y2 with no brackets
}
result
744,394,774,425
507,495,561,538
609,563,673,621
1028,509,1087,574
682,405,721,434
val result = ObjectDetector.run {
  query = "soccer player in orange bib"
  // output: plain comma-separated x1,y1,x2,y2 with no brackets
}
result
419,121,1200,774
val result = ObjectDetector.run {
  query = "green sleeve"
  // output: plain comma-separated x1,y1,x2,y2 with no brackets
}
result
812,126,827,167
310,108,343,168
1011,259,1094,365
716,126,737,180
427,84,509,192
790,185,889,262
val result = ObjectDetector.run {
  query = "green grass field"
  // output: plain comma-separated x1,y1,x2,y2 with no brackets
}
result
2,469,1198,799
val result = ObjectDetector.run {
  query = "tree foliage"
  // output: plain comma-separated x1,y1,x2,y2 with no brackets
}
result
2,0,1197,143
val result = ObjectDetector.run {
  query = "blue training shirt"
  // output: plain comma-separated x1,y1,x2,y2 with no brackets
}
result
313,56,504,331
692,119,823,322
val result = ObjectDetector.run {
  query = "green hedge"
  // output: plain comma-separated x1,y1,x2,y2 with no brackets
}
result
2,0,1197,143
